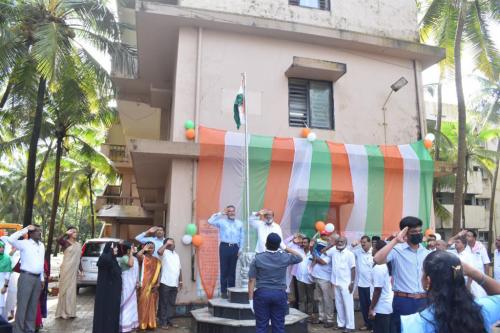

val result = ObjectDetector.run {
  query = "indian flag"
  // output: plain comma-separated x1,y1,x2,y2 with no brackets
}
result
233,84,245,129
195,126,434,298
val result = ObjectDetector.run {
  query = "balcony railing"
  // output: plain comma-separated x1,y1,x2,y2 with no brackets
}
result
102,144,130,164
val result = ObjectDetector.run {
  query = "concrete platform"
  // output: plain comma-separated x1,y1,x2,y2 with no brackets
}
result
228,287,249,304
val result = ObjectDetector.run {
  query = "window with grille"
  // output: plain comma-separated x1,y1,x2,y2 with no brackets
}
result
289,0,330,10
288,78,334,130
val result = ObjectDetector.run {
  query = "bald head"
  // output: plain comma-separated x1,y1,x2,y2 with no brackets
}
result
435,240,448,251
336,236,347,250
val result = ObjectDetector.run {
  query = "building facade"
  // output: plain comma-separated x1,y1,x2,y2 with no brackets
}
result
98,0,444,303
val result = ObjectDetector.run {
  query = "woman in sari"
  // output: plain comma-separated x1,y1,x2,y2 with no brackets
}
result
55,226,82,319
137,242,161,331
92,242,122,333
119,241,139,333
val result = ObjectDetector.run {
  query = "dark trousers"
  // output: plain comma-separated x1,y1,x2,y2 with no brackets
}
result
219,243,239,293
158,284,178,326
390,296,426,333
254,288,288,333
373,313,391,333
296,281,315,315
358,286,372,329
14,272,41,333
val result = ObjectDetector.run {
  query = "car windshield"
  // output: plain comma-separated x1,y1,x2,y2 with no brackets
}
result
82,241,125,257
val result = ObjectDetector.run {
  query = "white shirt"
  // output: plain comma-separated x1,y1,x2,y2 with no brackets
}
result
295,252,313,284
311,253,331,281
249,215,285,253
6,227,45,281
351,246,373,288
494,249,500,282
159,249,181,287
469,242,490,273
327,247,355,288
371,264,393,315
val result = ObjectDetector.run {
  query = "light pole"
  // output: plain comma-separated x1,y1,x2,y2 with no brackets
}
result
381,77,408,145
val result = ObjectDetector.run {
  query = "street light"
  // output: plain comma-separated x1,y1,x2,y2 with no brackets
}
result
382,77,408,144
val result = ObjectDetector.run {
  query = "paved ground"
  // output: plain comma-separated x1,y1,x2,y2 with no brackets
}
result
42,287,366,332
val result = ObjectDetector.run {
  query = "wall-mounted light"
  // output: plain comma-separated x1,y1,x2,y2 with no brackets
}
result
382,77,408,145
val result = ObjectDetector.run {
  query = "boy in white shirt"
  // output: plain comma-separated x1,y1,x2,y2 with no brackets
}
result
369,240,393,333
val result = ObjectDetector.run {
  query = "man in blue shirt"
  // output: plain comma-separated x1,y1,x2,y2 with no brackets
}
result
373,216,430,333
208,205,245,298
135,226,166,259
248,233,302,333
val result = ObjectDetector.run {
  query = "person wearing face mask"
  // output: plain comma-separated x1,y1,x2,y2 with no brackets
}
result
326,236,356,332
137,242,161,331
373,216,430,333
157,238,183,330
208,205,244,299
249,209,286,254
92,242,122,333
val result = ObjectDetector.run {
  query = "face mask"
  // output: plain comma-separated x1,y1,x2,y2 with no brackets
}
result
409,233,423,245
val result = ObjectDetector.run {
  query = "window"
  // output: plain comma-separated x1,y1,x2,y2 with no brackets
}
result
288,78,334,129
478,231,489,243
289,0,330,10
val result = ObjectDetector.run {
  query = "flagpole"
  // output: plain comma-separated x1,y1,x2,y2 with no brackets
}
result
242,72,250,252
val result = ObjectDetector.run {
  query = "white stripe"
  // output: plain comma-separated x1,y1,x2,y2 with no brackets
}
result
398,144,420,217
219,132,246,220
280,138,313,238
344,144,369,241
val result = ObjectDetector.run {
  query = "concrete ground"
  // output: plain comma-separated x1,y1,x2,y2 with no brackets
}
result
42,287,367,332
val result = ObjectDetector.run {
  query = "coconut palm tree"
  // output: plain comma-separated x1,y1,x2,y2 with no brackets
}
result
420,0,499,234
0,0,136,227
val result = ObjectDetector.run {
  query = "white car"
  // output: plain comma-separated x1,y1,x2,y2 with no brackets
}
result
78,238,124,291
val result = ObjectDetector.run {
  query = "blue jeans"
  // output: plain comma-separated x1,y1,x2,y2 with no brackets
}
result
219,243,239,293
254,288,288,333
391,296,427,333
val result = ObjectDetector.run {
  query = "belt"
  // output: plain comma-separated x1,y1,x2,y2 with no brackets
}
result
220,242,239,247
394,291,427,299
20,270,41,278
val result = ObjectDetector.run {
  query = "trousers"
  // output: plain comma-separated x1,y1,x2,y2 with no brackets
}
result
254,288,288,333
390,296,426,333
13,272,41,333
374,313,391,333
296,281,315,315
314,278,334,323
358,286,372,329
219,243,239,294
158,284,178,326
334,285,355,329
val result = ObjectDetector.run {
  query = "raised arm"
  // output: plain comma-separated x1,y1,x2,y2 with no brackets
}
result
447,230,467,247
207,211,223,227
248,212,262,229
157,241,168,257
135,227,156,244
5,226,32,250
462,261,500,295
373,227,408,264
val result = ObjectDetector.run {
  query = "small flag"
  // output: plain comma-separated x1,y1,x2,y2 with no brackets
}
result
233,84,245,129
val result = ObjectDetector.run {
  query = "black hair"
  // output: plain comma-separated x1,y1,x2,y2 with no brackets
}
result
455,235,467,247
145,241,155,249
466,229,477,239
121,241,133,251
399,216,423,230
163,237,174,245
361,235,371,242
156,226,165,232
302,237,310,243
374,239,387,252
371,236,381,241
421,251,487,333
226,205,236,210
66,225,77,231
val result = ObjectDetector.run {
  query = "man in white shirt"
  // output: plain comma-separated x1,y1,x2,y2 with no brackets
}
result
466,229,491,274
5,225,45,333
157,238,182,330
295,237,314,317
350,235,373,331
369,240,393,333
310,239,334,327
249,209,285,253
327,236,356,332
494,236,500,282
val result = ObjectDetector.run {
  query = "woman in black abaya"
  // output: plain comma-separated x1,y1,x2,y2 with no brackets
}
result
92,242,122,333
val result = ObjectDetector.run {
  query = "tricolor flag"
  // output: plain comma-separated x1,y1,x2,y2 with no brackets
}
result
195,126,434,298
233,84,245,129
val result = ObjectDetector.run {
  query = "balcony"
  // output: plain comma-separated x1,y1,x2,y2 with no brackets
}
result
101,144,132,169
437,204,488,230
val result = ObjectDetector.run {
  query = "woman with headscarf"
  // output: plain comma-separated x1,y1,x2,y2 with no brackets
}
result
0,241,12,319
55,226,82,319
119,241,139,333
137,242,161,330
92,242,122,333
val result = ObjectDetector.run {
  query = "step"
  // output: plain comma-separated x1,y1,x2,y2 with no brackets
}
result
208,298,290,320
191,307,308,333
228,287,249,304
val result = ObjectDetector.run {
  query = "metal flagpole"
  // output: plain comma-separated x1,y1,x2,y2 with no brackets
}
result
242,72,250,252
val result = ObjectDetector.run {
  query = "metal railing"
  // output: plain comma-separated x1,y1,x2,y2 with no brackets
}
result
103,144,129,163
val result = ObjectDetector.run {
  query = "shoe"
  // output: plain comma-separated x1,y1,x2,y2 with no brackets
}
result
343,329,355,333
323,322,334,328
333,326,345,330
360,326,369,331
167,322,179,328
160,326,169,331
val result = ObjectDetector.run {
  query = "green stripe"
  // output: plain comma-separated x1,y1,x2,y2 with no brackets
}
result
248,135,274,249
365,145,384,235
300,140,332,237
410,141,434,229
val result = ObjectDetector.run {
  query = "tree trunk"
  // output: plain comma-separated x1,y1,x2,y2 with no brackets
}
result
487,140,500,252
435,80,443,161
45,135,63,261
452,1,467,236
88,173,95,238
0,80,12,109
54,186,72,256
23,77,46,227
34,140,53,194
462,156,469,229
